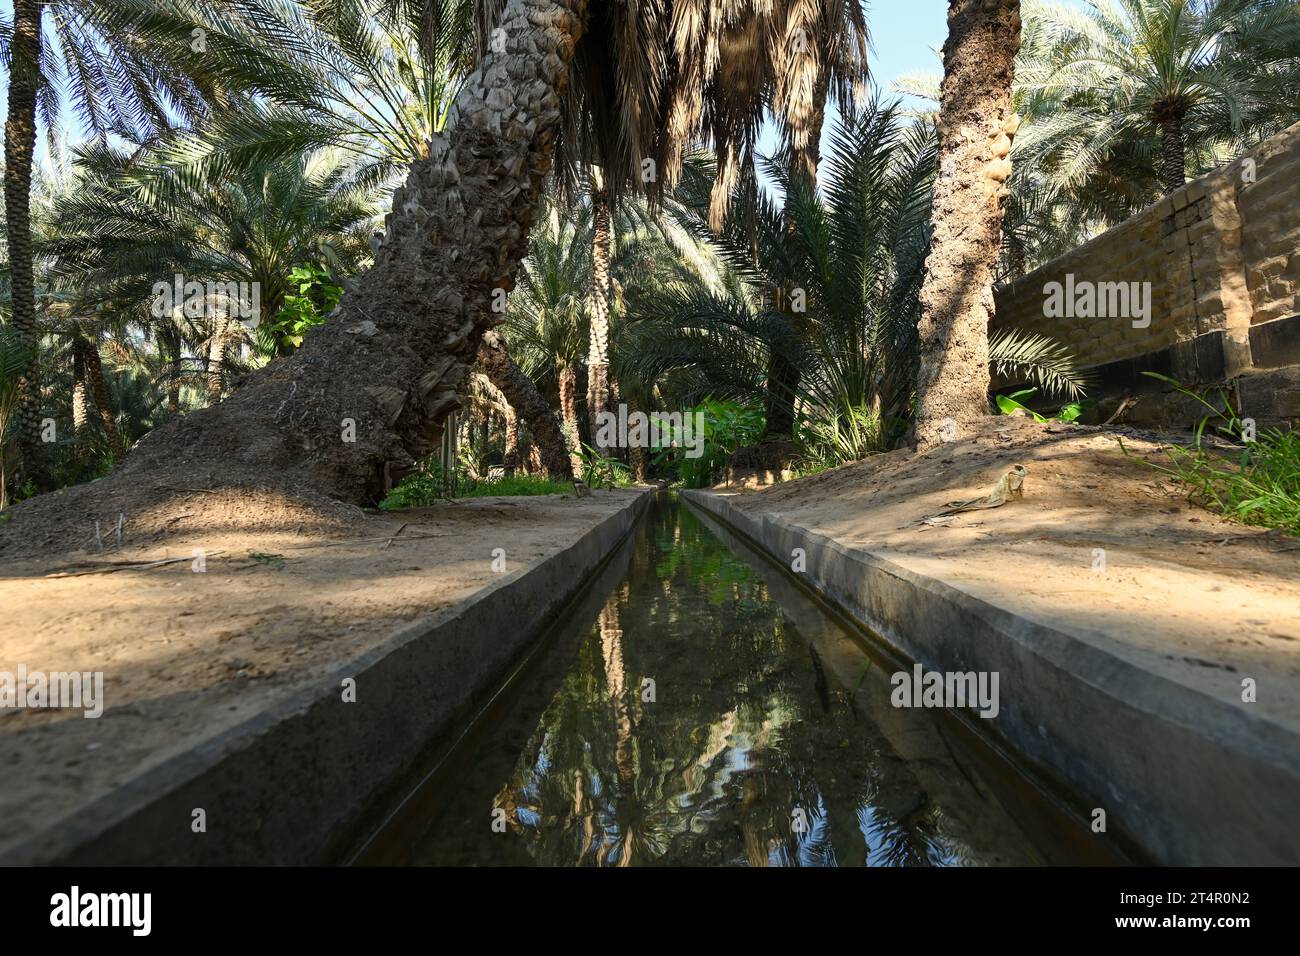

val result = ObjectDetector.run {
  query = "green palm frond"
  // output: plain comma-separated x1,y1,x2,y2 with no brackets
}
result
988,327,1088,400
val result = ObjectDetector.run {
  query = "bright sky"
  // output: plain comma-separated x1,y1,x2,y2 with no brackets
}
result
3,0,955,173
754,1,949,194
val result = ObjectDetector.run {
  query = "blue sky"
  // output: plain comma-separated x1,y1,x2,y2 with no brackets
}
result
868,0,950,93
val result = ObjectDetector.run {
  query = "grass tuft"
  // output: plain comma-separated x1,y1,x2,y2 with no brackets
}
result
1126,373,1300,537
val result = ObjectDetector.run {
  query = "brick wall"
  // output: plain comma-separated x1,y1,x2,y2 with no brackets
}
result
992,120,1300,381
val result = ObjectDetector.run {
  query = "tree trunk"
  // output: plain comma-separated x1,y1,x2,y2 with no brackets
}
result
72,344,91,435
161,326,182,414
477,330,572,478
503,405,519,473
9,0,590,519
913,0,1022,449
757,61,830,444
625,393,647,482
82,338,123,457
558,364,584,474
587,187,613,445
4,0,50,491
761,350,799,438
1158,111,1187,196
206,317,228,402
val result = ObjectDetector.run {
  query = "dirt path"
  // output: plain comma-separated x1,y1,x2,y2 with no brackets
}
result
718,417,1300,731
0,487,644,853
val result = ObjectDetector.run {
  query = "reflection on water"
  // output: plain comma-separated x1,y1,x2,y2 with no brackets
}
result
405,499,1084,866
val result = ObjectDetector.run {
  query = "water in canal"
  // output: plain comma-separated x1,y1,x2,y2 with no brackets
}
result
373,496,1111,867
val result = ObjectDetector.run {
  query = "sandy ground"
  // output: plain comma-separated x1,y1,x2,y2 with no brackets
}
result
0,486,645,853
718,417,1300,732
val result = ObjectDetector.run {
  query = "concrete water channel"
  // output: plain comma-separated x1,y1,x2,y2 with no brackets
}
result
358,495,1125,866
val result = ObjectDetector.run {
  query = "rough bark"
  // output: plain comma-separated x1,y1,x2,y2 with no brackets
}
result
206,317,228,402
586,187,612,444
913,0,1022,450
4,0,50,490
1158,111,1187,196
557,363,584,474
72,343,90,435
9,0,591,521
82,338,123,457
161,327,182,415
761,330,800,440
477,330,572,478
503,404,519,473
625,392,647,482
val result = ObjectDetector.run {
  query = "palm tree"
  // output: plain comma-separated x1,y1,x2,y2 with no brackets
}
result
1018,0,1300,196
913,0,1023,450
3,0,216,492
504,204,592,474
43,145,381,402
5,0,52,491
0,326,35,508
477,330,573,477
629,99,1084,467
157,0,475,190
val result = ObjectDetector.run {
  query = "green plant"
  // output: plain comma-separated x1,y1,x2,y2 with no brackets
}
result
652,398,765,489
798,401,894,471
380,458,573,509
580,444,633,490
996,387,1097,422
259,265,343,352
1124,372,1300,535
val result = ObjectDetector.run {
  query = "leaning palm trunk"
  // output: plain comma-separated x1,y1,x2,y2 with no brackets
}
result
4,0,50,491
477,330,572,478
7,0,591,523
913,0,1022,449
587,188,613,445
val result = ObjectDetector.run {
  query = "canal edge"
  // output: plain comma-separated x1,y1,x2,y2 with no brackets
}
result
0,488,657,866
680,489,1300,866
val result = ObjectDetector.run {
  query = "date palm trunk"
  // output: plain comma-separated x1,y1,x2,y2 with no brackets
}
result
503,406,519,473
9,0,592,519
72,345,90,435
760,73,828,443
82,337,123,458
1158,111,1187,195
913,0,1022,449
206,317,228,403
161,326,182,414
587,187,613,445
4,0,50,491
558,363,584,475
477,330,572,478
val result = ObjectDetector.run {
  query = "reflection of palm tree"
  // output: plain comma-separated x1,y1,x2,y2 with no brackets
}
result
598,589,645,866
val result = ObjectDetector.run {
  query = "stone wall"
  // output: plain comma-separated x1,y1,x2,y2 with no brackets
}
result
993,120,1300,386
